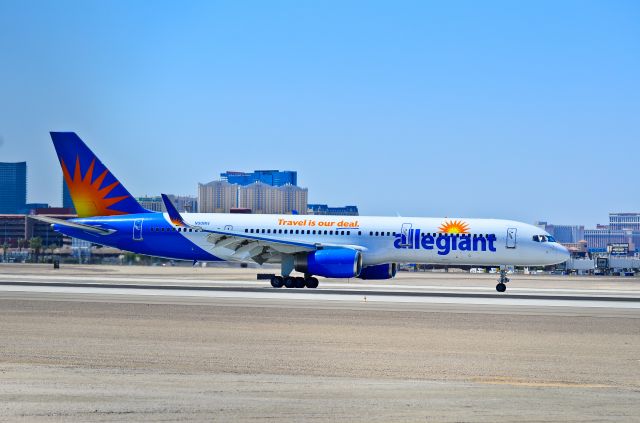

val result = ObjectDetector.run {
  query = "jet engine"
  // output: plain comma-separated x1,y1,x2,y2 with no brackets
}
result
357,263,397,280
294,248,362,278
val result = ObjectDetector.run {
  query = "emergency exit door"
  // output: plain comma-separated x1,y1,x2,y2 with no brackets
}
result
133,219,143,241
506,227,517,248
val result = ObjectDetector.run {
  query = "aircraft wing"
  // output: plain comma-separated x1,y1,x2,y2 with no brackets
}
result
201,228,367,264
161,194,365,264
29,215,115,235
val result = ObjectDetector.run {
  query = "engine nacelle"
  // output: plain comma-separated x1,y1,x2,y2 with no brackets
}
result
357,263,397,280
294,248,362,278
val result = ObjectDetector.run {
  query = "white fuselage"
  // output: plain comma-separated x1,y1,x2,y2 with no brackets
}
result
172,213,569,267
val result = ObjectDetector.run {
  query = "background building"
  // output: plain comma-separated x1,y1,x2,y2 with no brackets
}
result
198,181,239,213
170,195,197,213
136,195,197,213
308,204,359,216
137,196,164,212
1,209,74,248
583,227,633,252
535,221,584,244
238,182,307,214
199,170,308,214
582,213,640,253
221,170,297,187
609,213,640,231
0,162,27,214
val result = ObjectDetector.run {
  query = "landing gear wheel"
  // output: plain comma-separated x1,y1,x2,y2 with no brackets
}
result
270,276,284,288
496,282,506,292
283,277,295,288
305,277,319,288
294,277,306,288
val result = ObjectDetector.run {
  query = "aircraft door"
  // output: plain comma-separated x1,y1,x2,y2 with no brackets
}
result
506,228,517,249
399,223,413,248
133,219,143,241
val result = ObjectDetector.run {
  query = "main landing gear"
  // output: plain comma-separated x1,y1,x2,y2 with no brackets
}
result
496,268,509,292
270,275,319,289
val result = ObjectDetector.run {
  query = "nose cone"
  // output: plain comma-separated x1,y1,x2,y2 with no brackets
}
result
553,243,570,264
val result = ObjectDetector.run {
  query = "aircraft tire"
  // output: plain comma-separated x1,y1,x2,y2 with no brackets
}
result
496,283,506,292
305,277,319,288
294,277,306,288
283,277,295,288
270,276,284,288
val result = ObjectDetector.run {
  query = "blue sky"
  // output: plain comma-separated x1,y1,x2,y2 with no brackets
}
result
0,0,638,227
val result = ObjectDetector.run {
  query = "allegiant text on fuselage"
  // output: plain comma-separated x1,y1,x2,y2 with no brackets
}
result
394,230,497,255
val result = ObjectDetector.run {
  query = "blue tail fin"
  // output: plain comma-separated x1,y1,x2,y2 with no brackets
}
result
50,132,148,217
161,194,188,227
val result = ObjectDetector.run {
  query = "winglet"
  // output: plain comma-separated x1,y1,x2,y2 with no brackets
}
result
161,194,187,227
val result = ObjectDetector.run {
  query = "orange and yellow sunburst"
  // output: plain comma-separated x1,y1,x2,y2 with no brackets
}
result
61,156,128,217
438,219,470,234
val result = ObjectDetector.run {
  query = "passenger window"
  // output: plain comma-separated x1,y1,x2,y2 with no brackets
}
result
324,230,328,235
387,232,390,236
375,231,379,236
358,231,362,236
307,230,310,234
330,231,333,235
369,231,373,236
347,231,350,235
341,231,344,235
295,230,299,234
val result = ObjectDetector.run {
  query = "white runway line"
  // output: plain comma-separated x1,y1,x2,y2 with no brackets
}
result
2,273,640,297
0,284,639,309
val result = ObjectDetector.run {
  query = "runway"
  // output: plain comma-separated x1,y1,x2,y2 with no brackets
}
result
0,269,639,318
1,264,639,421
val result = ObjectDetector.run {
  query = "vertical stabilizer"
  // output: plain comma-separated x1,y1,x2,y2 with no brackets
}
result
50,132,148,217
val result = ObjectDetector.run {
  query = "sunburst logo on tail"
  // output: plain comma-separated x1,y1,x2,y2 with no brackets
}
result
439,219,470,234
61,156,128,217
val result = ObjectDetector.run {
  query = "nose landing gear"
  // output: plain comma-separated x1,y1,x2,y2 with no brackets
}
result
496,268,509,292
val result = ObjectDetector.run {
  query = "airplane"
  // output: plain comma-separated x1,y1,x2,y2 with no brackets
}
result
35,132,570,292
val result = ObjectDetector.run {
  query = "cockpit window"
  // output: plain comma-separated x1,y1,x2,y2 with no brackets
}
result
546,235,556,242
533,234,555,242
533,235,540,242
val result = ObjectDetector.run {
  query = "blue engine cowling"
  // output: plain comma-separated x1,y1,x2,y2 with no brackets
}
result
294,248,362,278
357,263,397,280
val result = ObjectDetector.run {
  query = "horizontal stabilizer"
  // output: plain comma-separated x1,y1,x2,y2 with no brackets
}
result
29,215,114,235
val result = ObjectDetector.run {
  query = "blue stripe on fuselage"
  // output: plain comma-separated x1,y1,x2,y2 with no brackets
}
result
53,213,220,261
